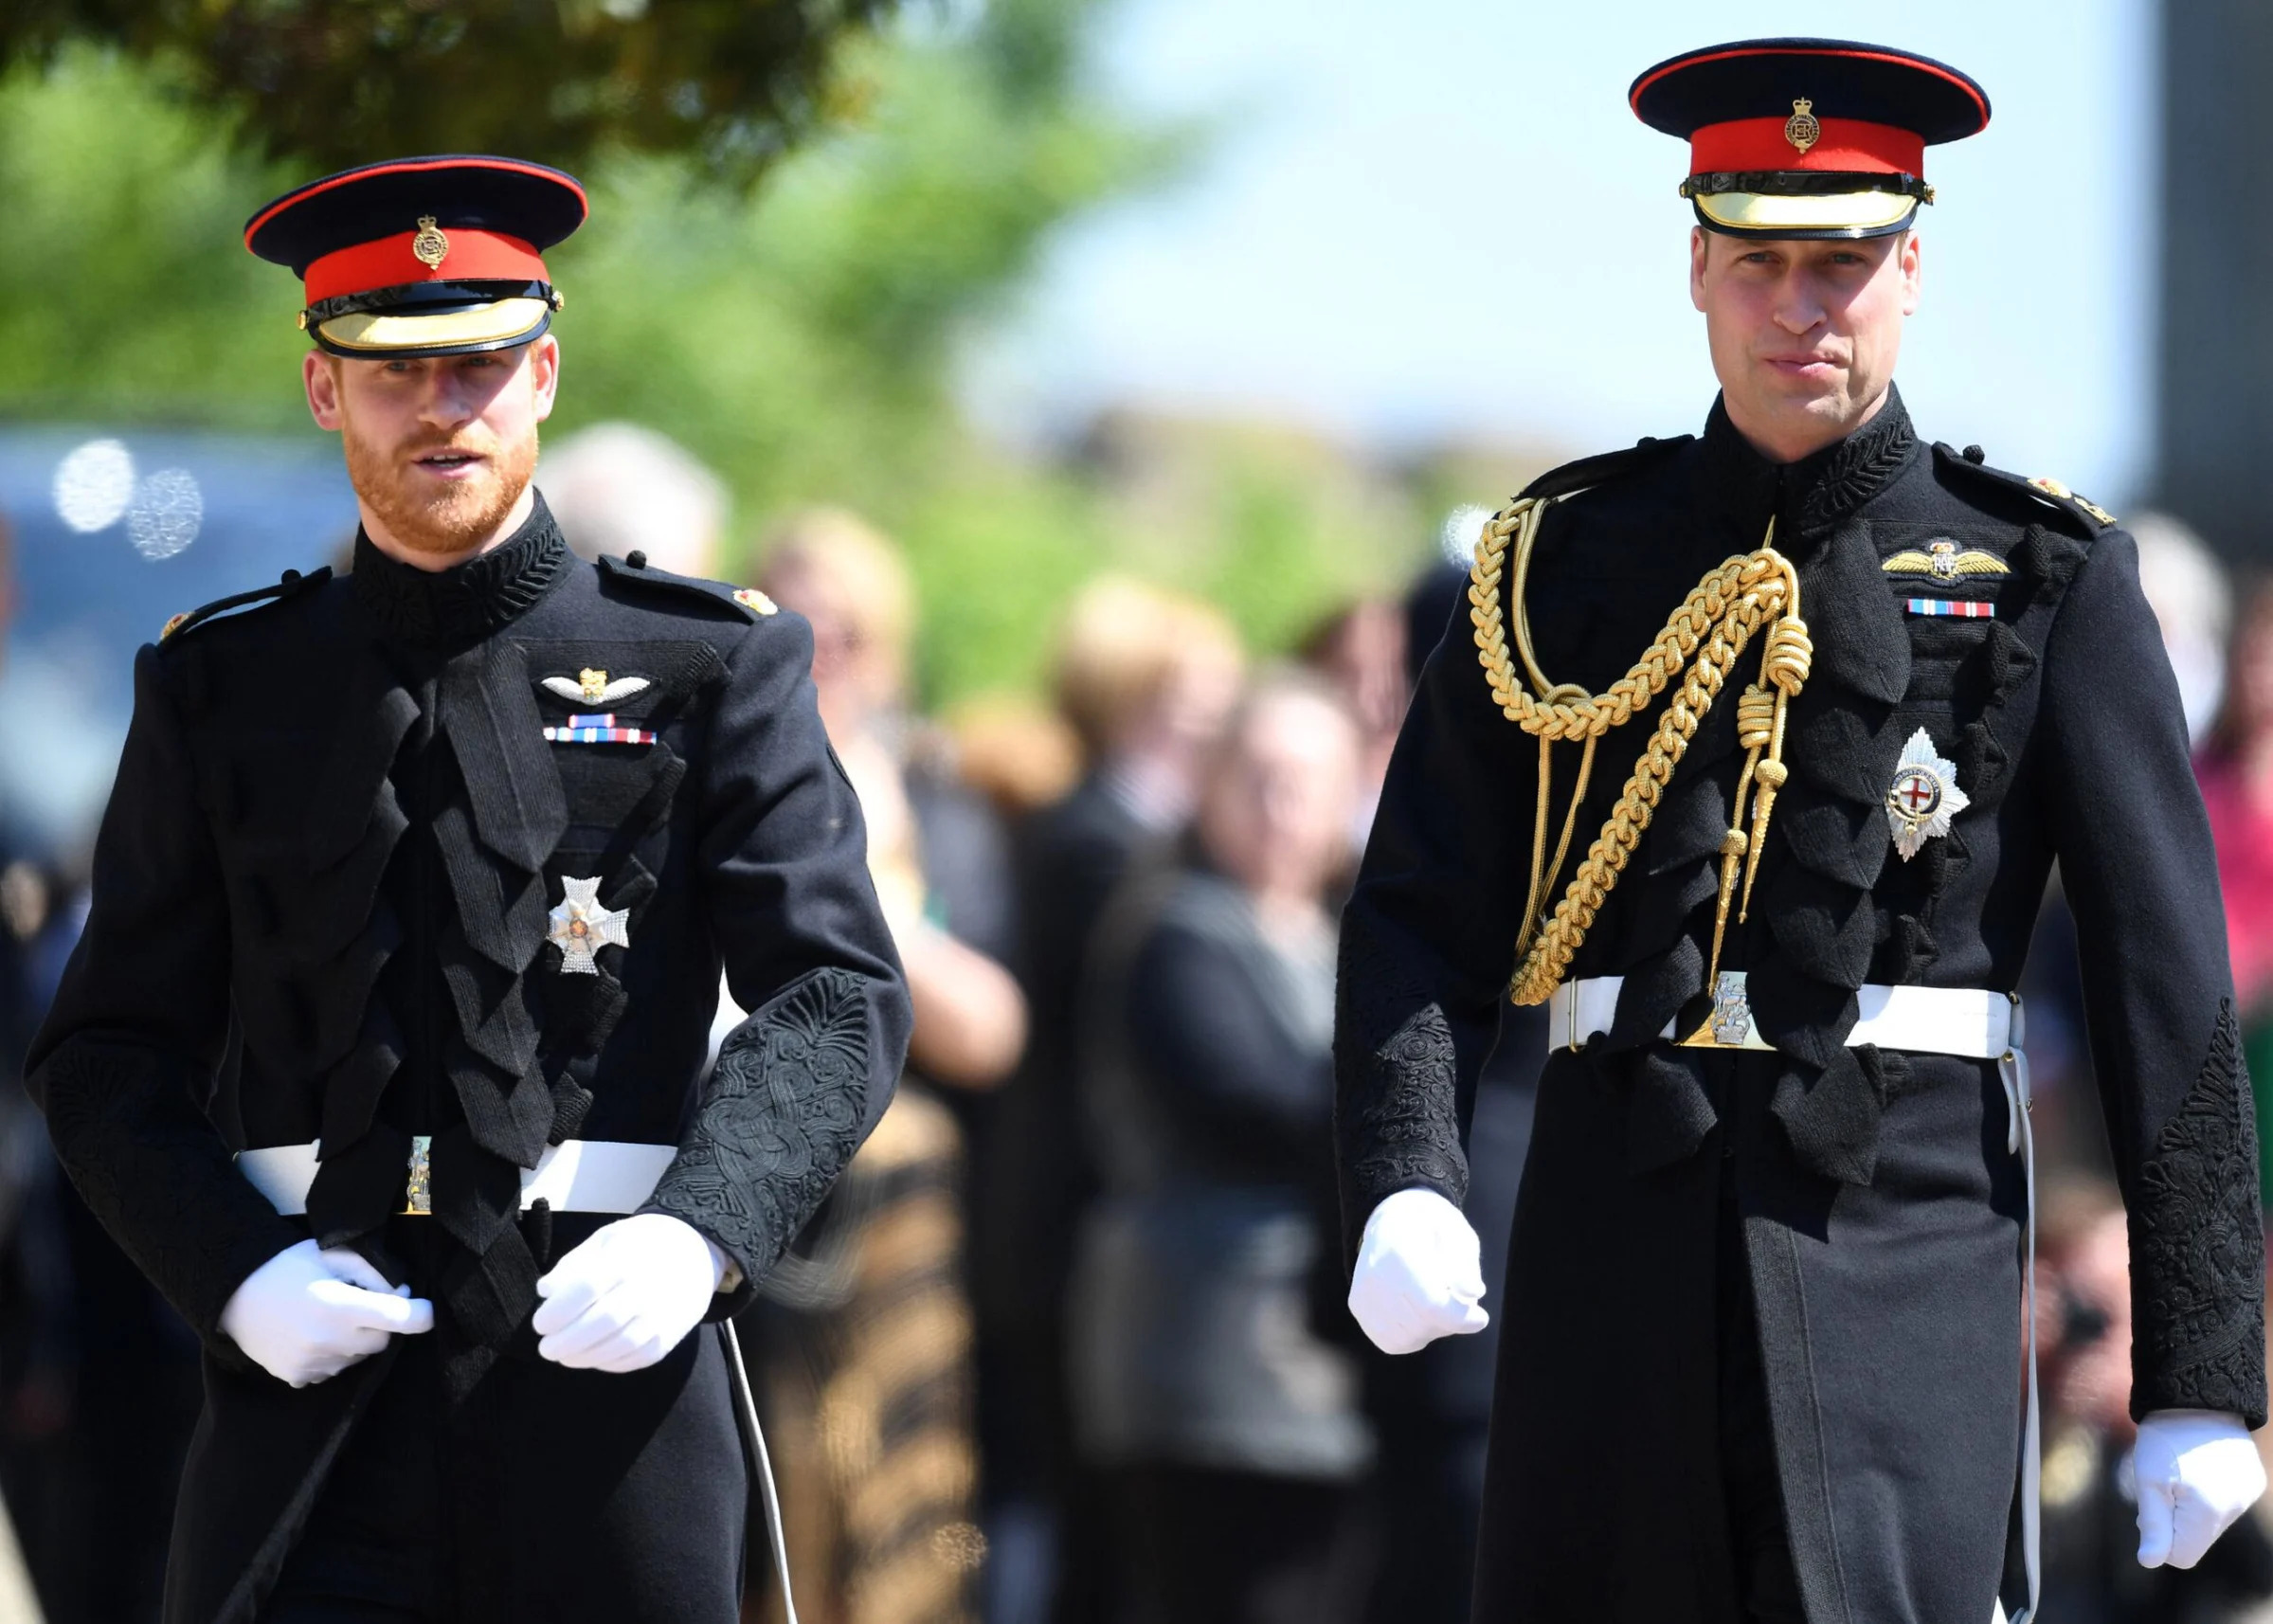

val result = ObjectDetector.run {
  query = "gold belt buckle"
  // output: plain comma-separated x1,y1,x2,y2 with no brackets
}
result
1677,971,1755,1049
400,1134,433,1217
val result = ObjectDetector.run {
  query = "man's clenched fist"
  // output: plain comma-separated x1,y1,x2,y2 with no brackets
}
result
219,1237,434,1388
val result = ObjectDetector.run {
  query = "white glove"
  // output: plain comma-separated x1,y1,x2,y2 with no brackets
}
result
2135,1408,2267,1569
1347,1187,1490,1355
532,1213,729,1373
219,1237,435,1388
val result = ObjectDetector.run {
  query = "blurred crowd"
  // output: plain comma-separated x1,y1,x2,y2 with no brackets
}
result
7,424,2273,1623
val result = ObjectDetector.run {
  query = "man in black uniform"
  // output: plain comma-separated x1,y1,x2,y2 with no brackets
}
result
26,155,911,1623
1335,41,2267,1624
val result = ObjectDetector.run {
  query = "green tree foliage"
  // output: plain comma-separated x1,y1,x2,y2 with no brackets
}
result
0,0,892,185
0,2,1446,708
550,0,1182,517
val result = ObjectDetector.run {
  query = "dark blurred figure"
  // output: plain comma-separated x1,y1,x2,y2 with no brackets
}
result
2033,1180,2273,1621
1343,560,1543,1624
974,578,1241,1624
1072,672,1374,1624
0,507,203,1624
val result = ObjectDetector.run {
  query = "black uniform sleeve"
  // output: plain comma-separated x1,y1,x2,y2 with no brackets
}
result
1333,586,1539,1265
25,645,303,1351
1127,916,1332,1182
2042,532,2267,1426
640,613,911,1308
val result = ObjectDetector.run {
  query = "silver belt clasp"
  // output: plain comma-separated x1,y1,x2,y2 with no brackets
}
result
1678,970,1755,1050
401,1134,433,1217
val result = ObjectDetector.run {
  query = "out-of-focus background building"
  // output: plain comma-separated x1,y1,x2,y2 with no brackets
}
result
0,1,2270,1621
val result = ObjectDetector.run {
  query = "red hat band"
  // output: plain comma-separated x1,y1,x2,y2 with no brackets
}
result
1689,115,1925,178
303,227,550,307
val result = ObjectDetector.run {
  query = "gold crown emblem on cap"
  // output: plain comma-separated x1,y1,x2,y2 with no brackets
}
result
1785,98,1821,154
411,215,450,270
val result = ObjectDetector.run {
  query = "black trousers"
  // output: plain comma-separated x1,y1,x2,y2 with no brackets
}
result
262,1601,426,1624
1106,1464,1371,1624
1718,1175,1807,1624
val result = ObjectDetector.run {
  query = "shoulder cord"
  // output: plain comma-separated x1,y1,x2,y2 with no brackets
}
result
1467,498,1812,1005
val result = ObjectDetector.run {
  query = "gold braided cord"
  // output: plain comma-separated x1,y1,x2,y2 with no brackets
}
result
1468,498,1810,1006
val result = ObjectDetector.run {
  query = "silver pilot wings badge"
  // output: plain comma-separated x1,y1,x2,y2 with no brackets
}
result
542,669,651,706
1885,728,1969,860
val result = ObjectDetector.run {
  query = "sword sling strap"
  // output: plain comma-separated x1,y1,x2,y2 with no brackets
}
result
1467,497,1813,1004
722,1319,803,1624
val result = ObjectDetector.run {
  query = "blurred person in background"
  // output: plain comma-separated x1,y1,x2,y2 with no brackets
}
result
757,510,1027,1088
1298,599,1407,850
1071,672,1373,1624
938,693,1083,828
736,508,1024,1624
540,420,729,577
2033,1181,2273,1621
974,577,1242,1624
2135,514,2234,754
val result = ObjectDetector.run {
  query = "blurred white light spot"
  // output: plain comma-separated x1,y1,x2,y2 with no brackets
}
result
127,469,204,560
53,439,136,532
1441,504,1493,565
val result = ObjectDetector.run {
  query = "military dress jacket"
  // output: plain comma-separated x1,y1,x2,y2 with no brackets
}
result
27,496,911,1624
1335,390,2265,1624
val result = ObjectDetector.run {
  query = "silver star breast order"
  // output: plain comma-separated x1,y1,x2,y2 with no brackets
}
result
547,875,631,974
1885,727,1970,861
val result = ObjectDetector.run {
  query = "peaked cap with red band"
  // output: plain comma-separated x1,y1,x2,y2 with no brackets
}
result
1630,39,1989,240
244,155,588,358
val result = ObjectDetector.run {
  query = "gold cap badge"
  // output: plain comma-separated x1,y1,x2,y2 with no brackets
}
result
1785,98,1821,154
411,215,450,271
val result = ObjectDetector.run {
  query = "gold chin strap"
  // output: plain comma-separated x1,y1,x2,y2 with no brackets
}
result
1468,497,1813,1006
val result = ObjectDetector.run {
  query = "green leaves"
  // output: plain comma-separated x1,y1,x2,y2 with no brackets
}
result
0,4,1440,710
0,0,896,186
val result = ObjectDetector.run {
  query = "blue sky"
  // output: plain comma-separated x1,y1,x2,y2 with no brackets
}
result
968,0,2156,505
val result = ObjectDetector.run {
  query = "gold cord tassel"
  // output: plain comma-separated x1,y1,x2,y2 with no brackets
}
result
1470,502,1809,1005
1701,530,1810,987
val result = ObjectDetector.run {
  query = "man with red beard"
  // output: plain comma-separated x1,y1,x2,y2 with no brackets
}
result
26,156,911,1623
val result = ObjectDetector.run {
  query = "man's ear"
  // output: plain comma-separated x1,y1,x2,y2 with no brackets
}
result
303,351,345,432
529,334,562,425
1900,230,1922,316
1688,226,1710,314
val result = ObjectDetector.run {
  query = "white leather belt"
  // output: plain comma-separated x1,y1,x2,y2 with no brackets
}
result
1544,972,2020,1058
235,1137,676,1218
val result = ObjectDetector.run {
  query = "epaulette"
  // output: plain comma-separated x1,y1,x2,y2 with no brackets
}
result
1518,434,1693,503
1932,442,2118,535
158,566,332,645
596,551,779,621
